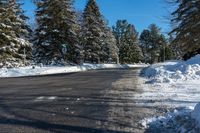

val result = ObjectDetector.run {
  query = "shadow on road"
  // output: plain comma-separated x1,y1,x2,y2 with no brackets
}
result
0,97,133,133
0,69,142,133
0,116,130,133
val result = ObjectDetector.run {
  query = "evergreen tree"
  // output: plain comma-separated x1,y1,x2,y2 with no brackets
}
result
15,0,32,60
139,29,151,63
140,24,166,63
0,0,31,67
103,27,119,63
170,0,200,58
82,0,106,63
113,20,143,63
160,45,175,61
33,0,80,65
16,1,32,38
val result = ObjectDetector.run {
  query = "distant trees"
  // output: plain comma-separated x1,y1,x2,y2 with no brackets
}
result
0,0,31,67
112,20,143,63
140,24,174,63
1,0,185,68
169,0,200,60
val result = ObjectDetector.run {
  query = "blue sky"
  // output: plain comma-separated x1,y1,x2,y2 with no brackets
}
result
23,0,171,34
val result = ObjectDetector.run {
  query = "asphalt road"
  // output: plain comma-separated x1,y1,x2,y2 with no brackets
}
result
0,69,148,133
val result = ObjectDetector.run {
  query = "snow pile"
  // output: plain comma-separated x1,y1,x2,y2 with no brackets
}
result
142,55,200,83
140,107,198,132
192,103,200,129
141,103,200,133
0,63,147,78
138,55,200,132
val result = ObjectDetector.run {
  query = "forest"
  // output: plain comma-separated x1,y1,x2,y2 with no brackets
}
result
0,0,199,68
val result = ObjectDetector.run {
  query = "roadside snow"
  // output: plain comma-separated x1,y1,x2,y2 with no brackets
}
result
138,55,200,132
137,79,200,132
192,103,200,129
0,63,147,78
140,107,198,133
142,55,200,83
135,79,200,108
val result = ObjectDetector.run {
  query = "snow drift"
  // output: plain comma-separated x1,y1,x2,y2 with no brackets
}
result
142,55,200,83
0,63,147,78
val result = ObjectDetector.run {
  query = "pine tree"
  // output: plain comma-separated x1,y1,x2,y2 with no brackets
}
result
15,0,32,60
140,24,166,63
140,29,151,63
113,20,143,63
33,0,80,65
103,27,119,63
16,1,32,38
160,44,175,62
82,0,106,63
0,0,31,68
170,0,200,58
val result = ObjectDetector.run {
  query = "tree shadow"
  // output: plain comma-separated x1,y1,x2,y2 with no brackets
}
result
0,96,135,133
0,116,131,133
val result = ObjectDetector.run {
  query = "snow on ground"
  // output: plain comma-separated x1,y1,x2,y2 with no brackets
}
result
137,55,200,132
0,63,147,78
192,103,200,129
140,107,199,133
136,78,200,132
34,96,58,102
142,55,200,84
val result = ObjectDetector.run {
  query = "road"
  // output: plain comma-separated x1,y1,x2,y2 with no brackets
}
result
0,69,149,133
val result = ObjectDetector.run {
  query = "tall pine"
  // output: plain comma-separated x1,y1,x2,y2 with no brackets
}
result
82,0,110,63
113,20,143,64
33,0,80,65
140,24,167,63
170,0,200,59
0,0,31,67
104,27,119,63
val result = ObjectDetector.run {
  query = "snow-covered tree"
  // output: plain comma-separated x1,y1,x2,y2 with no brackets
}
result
102,27,119,63
169,0,200,59
0,0,31,68
82,0,106,63
16,1,32,38
33,0,81,65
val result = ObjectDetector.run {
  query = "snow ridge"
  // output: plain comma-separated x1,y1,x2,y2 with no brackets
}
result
142,55,200,83
0,63,147,78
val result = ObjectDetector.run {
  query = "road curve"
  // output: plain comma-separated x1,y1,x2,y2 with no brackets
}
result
0,69,145,133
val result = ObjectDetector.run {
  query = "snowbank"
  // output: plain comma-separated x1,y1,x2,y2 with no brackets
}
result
138,55,200,132
0,63,147,78
141,103,200,132
192,103,200,129
142,55,200,83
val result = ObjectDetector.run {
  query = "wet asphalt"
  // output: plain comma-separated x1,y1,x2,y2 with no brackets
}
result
0,69,147,133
